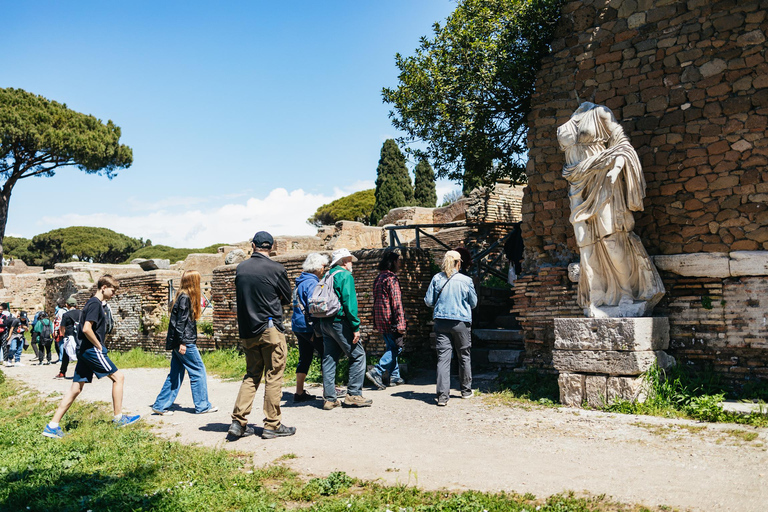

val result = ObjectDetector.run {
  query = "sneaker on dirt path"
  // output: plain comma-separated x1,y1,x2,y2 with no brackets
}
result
227,421,255,438
323,400,340,410
389,377,406,386
293,390,316,402
262,424,296,439
151,408,173,416
365,369,385,390
114,414,141,427
198,406,218,414
14,362,24,367
461,391,474,399
437,397,449,407
335,387,347,398
54,373,65,379
42,425,67,439
343,394,373,407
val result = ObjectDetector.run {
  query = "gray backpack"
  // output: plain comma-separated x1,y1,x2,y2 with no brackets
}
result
308,268,343,318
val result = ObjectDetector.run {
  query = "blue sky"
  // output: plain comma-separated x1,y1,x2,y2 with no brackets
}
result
2,0,459,247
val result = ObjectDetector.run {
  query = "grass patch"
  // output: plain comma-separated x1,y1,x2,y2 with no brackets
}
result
606,363,768,428
109,348,169,369
722,429,759,442
484,369,560,407
0,376,671,512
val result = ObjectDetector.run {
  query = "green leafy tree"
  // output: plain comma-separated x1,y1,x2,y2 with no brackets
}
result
3,236,35,264
382,0,563,189
0,88,133,269
308,189,375,227
29,227,143,268
413,159,437,208
126,242,225,263
370,139,414,225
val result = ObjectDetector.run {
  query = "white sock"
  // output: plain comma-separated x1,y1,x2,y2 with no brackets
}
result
114,414,123,421
48,422,59,428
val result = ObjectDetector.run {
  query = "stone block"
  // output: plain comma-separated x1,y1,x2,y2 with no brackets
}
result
487,349,523,365
729,251,768,276
554,317,670,351
652,252,731,278
558,372,585,407
585,375,608,408
224,249,247,265
606,375,648,404
552,349,676,376
138,259,170,271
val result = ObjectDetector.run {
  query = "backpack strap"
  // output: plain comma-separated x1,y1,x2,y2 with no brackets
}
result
433,272,457,306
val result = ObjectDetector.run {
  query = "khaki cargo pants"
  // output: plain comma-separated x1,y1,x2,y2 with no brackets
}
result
231,327,286,429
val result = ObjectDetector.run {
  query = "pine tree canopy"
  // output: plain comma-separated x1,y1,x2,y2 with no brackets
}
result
308,189,375,227
370,139,414,225
413,159,437,208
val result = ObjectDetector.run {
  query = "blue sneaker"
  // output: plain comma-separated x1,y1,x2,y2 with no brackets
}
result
114,414,141,427
42,424,66,439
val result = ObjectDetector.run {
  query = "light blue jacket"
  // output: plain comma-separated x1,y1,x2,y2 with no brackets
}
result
424,272,477,322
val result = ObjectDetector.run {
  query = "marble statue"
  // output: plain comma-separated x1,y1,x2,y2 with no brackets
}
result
557,102,665,318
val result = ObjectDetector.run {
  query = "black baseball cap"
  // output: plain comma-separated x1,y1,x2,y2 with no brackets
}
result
252,231,274,249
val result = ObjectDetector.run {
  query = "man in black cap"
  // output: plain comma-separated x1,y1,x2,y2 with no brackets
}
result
228,231,296,439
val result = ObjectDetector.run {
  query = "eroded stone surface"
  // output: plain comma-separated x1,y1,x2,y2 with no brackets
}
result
729,251,768,277
554,317,670,351
652,253,731,278
558,372,585,407
552,349,675,376
585,375,608,408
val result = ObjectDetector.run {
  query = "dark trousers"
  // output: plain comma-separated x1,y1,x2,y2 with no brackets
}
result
295,331,324,375
59,350,71,374
434,319,472,400
38,341,52,363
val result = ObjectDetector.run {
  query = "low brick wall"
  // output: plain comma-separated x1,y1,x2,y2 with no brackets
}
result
212,248,435,356
513,267,768,389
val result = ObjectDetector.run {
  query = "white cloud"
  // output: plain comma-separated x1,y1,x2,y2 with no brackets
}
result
39,183,373,248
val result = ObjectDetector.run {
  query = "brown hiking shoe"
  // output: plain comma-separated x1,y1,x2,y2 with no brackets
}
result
323,400,340,410
343,394,373,407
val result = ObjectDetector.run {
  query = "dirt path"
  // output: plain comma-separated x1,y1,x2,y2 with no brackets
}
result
9,357,768,512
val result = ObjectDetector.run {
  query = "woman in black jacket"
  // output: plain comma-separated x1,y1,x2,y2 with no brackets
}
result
152,271,217,415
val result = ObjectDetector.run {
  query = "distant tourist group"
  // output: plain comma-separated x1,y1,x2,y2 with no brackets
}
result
33,229,477,440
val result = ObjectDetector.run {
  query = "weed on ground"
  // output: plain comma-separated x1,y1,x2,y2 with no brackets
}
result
0,374,674,511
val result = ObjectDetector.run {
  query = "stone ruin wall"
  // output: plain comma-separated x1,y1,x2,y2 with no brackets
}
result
519,0,768,388
212,248,434,356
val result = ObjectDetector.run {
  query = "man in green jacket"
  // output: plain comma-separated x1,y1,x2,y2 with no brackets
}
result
320,248,372,409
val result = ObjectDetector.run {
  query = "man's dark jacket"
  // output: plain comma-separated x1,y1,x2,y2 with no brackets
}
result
235,252,291,338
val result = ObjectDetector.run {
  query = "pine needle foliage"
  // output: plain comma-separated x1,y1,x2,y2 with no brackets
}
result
413,159,438,207
370,139,413,225
308,189,375,227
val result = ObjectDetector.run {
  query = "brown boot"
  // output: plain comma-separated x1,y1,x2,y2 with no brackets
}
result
343,394,372,407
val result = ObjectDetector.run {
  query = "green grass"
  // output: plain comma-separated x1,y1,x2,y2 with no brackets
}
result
605,363,768,428
109,348,169,369
484,369,560,408
0,370,671,512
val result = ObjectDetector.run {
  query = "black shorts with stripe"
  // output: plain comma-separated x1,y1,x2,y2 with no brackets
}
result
73,347,118,383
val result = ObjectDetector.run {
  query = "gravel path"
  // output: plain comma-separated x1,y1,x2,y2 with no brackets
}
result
9,356,768,511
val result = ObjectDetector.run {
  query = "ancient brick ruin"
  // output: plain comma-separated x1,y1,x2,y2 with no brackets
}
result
519,0,768,388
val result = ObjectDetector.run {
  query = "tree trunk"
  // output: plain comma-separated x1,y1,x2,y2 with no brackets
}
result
0,188,11,274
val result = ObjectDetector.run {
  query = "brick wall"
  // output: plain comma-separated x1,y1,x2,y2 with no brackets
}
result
515,0,768,388
212,248,435,356
523,0,768,268
512,267,768,388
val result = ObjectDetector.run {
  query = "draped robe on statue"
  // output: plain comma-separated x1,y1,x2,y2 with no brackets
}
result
557,103,664,318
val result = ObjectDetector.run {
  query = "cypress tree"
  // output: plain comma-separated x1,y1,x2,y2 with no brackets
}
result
413,159,437,207
370,139,414,225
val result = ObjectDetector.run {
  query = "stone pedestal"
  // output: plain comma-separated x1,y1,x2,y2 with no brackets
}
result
553,317,674,408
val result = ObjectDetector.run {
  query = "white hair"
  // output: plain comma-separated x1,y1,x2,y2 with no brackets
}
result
302,252,329,273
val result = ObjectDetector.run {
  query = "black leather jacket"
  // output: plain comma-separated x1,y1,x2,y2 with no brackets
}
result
165,293,197,350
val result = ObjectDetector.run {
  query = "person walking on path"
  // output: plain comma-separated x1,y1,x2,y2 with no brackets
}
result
291,252,329,402
42,275,141,439
56,297,81,379
228,231,296,440
366,251,406,389
152,271,217,416
33,313,54,365
424,250,478,407
319,248,372,410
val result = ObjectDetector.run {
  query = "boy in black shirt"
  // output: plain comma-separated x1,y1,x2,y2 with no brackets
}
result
43,275,140,439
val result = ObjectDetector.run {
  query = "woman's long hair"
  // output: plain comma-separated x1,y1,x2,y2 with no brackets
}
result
441,251,462,278
177,270,202,321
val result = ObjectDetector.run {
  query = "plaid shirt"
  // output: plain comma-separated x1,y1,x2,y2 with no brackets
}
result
373,270,406,333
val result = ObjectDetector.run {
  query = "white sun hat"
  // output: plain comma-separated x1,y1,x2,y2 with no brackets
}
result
330,248,358,267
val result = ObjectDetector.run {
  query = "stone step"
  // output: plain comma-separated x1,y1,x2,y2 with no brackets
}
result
471,348,524,367
472,329,524,343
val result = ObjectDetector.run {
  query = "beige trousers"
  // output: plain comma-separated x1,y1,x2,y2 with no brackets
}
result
231,328,286,429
